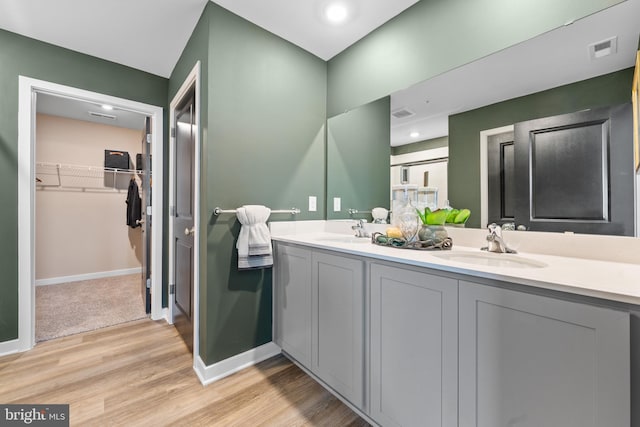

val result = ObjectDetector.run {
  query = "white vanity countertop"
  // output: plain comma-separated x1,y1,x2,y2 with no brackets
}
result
271,231,640,306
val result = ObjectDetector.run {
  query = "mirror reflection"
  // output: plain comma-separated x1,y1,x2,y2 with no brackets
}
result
379,1,639,236
326,97,391,220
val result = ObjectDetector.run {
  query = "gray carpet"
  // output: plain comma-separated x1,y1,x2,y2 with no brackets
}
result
36,274,148,342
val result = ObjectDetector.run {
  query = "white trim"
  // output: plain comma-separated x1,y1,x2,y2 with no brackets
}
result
479,124,514,229
635,172,639,237
16,76,164,354
194,342,282,386
390,146,449,166
35,267,143,286
168,62,201,363
635,171,639,237
0,339,23,357
18,77,35,353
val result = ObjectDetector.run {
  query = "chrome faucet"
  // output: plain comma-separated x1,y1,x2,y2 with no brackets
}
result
352,219,369,238
481,223,516,254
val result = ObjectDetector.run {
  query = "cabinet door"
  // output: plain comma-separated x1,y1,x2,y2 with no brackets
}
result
370,264,458,427
311,251,365,408
459,281,630,427
273,244,312,367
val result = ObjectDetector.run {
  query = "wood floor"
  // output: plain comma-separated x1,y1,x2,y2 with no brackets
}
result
0,319,369,427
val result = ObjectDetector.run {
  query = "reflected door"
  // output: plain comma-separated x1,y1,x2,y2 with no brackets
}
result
172,91,196,352
513,103,634,235
487,131,515,226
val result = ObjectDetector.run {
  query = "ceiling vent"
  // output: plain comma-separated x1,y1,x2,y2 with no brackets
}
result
88,111,117,120
391,107,415,119
588,36,617,60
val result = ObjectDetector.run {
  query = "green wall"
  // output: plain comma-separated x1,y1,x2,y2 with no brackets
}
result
327,97,391,219
168,3,327,365
0,29,168,343
326,0,623,117
448,67,635,228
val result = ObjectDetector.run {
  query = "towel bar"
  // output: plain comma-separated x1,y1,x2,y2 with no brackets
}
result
213,207,301,216
348,209,372,215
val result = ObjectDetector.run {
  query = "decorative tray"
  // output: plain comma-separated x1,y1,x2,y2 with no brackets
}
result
370,232,453,251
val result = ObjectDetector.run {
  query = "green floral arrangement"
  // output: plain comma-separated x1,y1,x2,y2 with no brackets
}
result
416,207,471,225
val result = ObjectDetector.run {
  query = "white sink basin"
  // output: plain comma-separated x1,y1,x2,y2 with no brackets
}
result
431,251,547,269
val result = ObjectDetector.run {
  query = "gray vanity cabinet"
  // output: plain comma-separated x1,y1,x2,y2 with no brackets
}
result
370,264,458,427
311,251,365,408
273,243,312,367
273,242,631,427
459,280,630,427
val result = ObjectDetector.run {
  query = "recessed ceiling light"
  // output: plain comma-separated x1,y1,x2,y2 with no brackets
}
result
410,132,420,138
325,2,348,24
101,104,114,111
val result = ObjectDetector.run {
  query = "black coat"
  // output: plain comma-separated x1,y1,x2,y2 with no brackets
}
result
126,179,142,228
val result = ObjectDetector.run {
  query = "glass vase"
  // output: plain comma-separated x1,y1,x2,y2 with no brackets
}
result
397,202,419,241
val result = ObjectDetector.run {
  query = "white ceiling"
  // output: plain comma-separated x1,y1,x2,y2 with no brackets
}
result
0,0,209,78
210,0,419,60
36,93,147,131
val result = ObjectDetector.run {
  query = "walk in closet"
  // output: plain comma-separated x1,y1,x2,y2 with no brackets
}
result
34,94,149,341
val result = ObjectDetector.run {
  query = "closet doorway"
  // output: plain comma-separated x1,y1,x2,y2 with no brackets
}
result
17,77,164,352
34,97,150,341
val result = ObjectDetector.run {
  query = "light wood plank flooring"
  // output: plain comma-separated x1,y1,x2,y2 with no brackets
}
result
0,319,369,426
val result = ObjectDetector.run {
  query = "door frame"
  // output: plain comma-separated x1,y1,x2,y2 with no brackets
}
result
479,124,514,229
168,62,201,362
17,76,164,352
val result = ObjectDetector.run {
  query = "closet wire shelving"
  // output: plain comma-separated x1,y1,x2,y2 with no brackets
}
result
36,162,148,192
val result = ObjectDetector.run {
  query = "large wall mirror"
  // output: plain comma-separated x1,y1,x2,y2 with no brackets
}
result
328,0,640,236
326,97,391,220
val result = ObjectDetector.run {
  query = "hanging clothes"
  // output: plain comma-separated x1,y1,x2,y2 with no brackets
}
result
126,178,142,228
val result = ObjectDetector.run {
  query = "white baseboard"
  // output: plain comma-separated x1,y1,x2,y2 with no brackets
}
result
0,338,24,357
35,267,142,286
194,342,281,386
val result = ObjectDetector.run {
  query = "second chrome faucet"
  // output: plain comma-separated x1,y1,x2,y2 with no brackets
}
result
481,223,517,253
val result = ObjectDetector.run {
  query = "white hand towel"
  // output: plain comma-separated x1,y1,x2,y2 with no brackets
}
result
236,205,272,270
